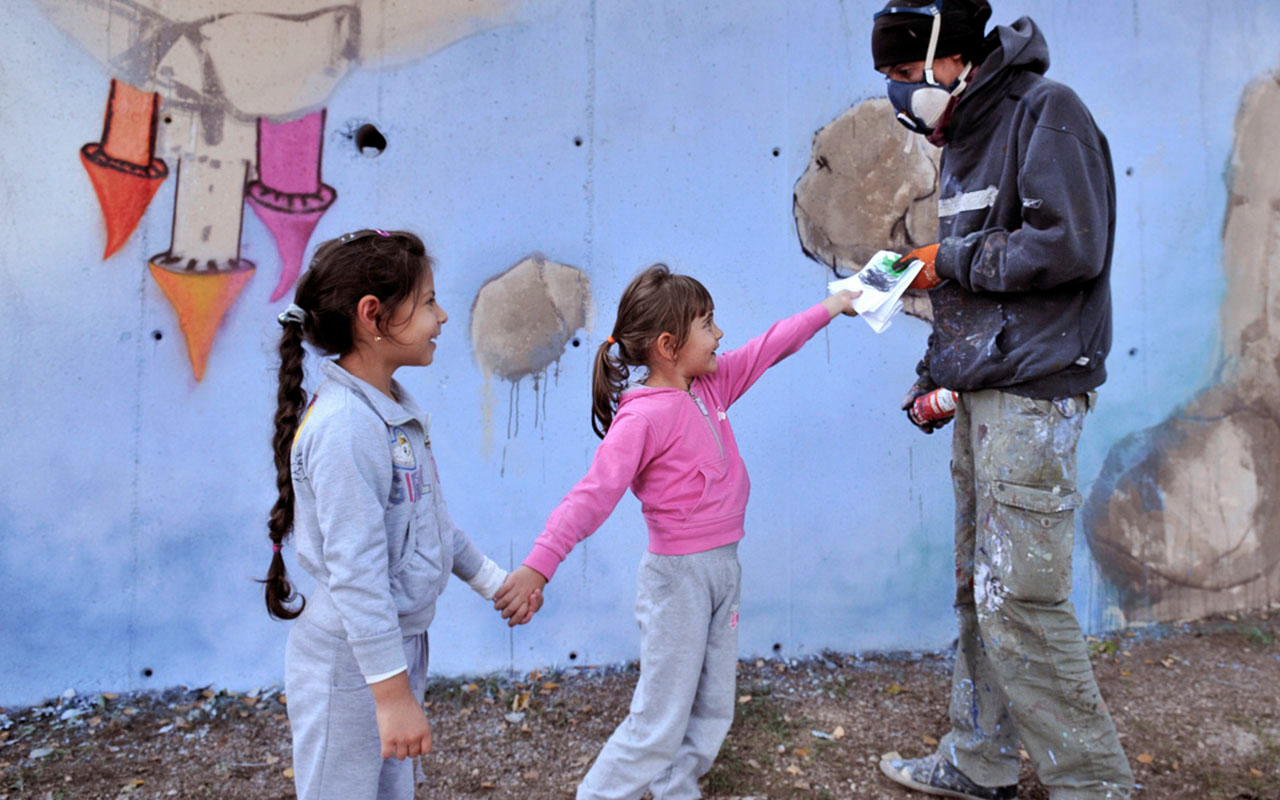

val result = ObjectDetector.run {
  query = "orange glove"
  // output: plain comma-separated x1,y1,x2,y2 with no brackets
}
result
896,244,941,290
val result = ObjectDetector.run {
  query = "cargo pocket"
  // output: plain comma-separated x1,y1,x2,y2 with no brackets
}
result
988,481,1080,604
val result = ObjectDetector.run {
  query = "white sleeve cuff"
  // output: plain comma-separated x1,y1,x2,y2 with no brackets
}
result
466,557,508,601
364,666,408,685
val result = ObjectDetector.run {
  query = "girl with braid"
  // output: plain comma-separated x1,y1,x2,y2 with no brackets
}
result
263,229,540,800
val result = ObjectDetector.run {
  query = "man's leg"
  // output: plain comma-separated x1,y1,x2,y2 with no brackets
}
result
969,390,1133,799
938,393,1022,786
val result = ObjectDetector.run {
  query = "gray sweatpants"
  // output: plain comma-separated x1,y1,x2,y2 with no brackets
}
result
285,618,430,800
939,389,1133,799
578,543,742,800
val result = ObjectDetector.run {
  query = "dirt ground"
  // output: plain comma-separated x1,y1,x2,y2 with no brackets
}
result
3,608,1278,800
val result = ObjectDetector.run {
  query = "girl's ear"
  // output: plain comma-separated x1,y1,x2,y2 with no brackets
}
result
653,331,679,364
353,294,382,342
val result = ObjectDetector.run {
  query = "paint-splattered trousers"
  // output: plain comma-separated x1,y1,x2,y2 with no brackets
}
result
578,543,741,800
938,389,1134,799
285,618,429,800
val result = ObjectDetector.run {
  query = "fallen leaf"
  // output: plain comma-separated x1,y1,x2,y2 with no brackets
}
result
241,696,258,708
283,767,295,779
785,764,802,775
755,659,764,667
278,693,287,705
1121,670,1132,677
265,754,280,765
1250,768,1263,777
833,726,845,740
481,780,495,788
120,778,144,793
520,723,532,733
738,695,753,704
201,689,215,699
886,683,908,696
102,693,119,701
793,748,810,758
1137,753,1154,765
511,691,531,712
1019,749,1030,760
922,734,939,746
542,682,559,691
89,716,102,727
465,683,479,694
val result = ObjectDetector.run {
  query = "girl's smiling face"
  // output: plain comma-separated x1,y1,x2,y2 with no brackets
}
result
383,269,448,368
675,310,723,380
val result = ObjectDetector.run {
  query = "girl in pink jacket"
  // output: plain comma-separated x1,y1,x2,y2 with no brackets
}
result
496,265,857,799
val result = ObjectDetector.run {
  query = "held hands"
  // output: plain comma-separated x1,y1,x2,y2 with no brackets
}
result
823,288,862,318
369,672,433,760
895,243,942,291
901,376,953,435
493,566,548,628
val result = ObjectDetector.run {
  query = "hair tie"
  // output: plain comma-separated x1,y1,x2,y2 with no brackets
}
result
272,543,282,553
277,303,306,327
606,336,616,345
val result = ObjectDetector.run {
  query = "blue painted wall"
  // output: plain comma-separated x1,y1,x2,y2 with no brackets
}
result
2,0,1276,706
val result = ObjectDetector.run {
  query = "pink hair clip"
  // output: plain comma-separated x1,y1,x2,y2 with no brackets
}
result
374,229,390,237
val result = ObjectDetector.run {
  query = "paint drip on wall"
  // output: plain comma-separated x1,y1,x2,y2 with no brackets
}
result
470,256,592,452
1084,67,1280,623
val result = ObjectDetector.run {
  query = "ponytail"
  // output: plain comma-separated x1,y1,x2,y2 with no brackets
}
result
589,264,714,439
591,337,629,439
263,320,307,620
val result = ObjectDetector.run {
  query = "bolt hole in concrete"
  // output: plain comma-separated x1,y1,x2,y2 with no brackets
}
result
152,330,163,341
142,668,153,678
574,136,583,147
355,123,387,157
1126,166,1134,176
572,338,581,347
1129,347,1138,356
163,115,172,124
568,651,578,661
772,147,780,157
772,642,782,652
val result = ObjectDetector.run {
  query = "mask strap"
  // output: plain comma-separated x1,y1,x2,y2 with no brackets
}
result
949,61,974,96
922,5,942,85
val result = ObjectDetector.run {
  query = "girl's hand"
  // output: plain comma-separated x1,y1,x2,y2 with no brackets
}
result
369,672,433,759
494,566,548,627
823,289,861,318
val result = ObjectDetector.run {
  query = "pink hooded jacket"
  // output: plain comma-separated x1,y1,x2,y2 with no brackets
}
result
523,303,832,581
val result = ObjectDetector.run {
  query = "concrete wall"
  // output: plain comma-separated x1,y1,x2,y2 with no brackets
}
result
2,0,1277,706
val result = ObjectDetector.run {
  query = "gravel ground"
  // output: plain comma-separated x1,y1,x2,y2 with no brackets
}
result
2,607,1277,800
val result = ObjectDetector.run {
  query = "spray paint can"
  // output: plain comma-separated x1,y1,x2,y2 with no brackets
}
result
910,388,958,425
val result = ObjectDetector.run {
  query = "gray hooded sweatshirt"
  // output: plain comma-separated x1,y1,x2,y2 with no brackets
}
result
290,359,485,679
927,17,1115,400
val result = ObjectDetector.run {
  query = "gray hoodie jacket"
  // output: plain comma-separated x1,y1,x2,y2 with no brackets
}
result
290,359,485,678
927,17,1115,399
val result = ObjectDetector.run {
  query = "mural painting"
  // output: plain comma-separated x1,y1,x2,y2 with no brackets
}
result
39,0,520,380
1083,66,1280,623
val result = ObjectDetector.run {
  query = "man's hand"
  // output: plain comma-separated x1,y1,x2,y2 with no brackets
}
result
901,376,952,435
494,566,548,628
895,244,941,291
369,672,433,760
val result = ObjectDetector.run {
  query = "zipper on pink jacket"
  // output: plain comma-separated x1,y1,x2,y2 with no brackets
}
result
688,390,724,459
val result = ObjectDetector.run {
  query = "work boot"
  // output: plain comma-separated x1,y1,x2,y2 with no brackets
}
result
879,752,1017,800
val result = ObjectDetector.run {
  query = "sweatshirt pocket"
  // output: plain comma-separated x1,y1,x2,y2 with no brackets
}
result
389,487,448,616
681,459,728,522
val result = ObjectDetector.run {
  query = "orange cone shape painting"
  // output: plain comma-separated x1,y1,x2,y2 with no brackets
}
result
149,262,254,381
81,80,168,258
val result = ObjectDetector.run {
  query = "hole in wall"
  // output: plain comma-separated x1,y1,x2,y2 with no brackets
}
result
568,651,578,661
163,115,173,124
142,668,154,678
1125,167,1134,176
1129,347,1138,356
771,147,780,157
574,136,583,147
152,330,163,341
571,338,581,347
355,124,387,157
772,642,782,652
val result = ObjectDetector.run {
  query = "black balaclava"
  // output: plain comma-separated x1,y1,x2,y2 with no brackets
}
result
871,0,991,70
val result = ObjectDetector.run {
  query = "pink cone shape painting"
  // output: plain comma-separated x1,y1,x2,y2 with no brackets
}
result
246,111,336,301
